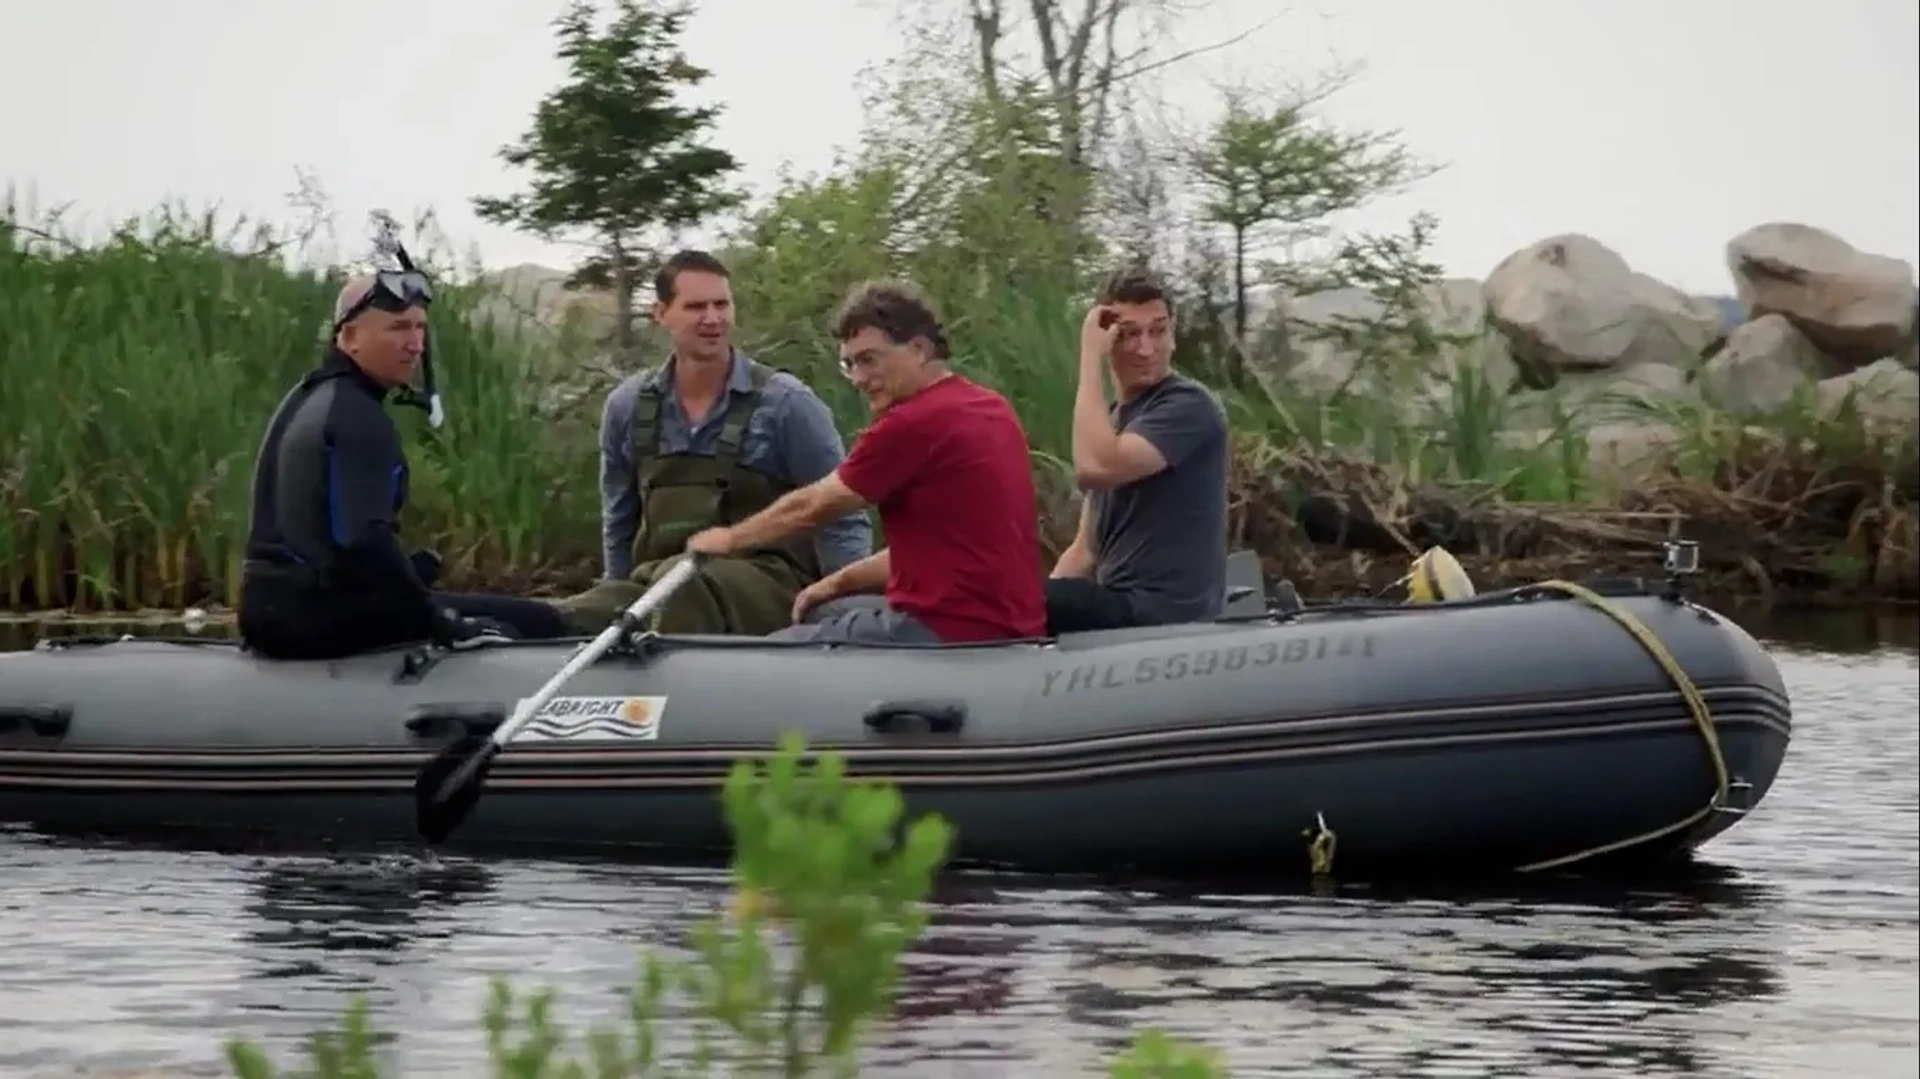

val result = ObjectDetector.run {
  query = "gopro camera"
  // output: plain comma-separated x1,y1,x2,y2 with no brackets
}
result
1663,540,1699,576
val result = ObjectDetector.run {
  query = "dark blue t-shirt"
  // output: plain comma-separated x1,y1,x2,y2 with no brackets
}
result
1086,372,1229,624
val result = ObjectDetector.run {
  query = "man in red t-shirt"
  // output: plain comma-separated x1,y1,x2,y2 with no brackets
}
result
685,280,1046,644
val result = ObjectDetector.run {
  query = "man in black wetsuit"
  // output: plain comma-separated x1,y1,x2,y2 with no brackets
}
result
237,271,573,659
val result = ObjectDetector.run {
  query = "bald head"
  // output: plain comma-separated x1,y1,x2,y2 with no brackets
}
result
332,273,427,389
333,274,378,328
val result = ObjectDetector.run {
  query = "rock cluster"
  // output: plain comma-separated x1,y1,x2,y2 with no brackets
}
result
1261,222,1919,478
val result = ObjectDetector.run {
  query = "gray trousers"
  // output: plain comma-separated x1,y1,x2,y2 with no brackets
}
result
765,594,942,644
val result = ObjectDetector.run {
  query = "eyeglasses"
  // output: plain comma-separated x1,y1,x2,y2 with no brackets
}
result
838,353,880,378
334,270,434,329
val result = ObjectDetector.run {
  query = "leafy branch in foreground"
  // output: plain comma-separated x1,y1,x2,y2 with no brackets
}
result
222,733,1228,1078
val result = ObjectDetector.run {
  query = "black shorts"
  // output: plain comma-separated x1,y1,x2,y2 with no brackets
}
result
1042,577,1141,635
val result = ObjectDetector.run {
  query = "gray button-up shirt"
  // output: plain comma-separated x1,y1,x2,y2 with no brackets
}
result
597,351,873,580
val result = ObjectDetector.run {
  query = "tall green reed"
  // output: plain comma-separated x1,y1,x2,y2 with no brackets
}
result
1,202,602,611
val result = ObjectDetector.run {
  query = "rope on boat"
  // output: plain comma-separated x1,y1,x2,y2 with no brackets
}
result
1303,812,1337,877
1508,580,1732,874
1296,579,1733,880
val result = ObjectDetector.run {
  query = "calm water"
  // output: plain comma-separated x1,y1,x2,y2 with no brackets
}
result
1,610,1915,1078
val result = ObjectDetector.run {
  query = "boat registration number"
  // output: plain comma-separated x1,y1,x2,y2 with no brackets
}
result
1040,634,1377,697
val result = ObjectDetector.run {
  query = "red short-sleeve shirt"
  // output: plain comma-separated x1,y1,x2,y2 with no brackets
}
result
835,375,1046,642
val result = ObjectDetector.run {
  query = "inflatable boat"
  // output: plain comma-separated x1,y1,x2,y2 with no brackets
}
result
0,545,1791,879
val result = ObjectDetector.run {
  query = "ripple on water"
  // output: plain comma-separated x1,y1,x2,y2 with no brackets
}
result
0,645,1916,1078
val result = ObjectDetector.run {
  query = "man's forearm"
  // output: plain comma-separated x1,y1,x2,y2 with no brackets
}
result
729,485,833,551
1050,541,1095,579
826,549,890,594
1072,349,1122,470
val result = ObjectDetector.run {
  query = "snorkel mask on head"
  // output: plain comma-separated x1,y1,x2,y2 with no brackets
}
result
333,270,434,328
361,211,445,429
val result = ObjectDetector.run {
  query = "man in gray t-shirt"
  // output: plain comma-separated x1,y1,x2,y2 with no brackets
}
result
1045,266,1229,633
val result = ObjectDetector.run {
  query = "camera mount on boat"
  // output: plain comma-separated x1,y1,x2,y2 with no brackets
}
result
1661,539,1700,602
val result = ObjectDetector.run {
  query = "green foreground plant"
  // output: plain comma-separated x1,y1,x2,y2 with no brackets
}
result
220,733,1227,1078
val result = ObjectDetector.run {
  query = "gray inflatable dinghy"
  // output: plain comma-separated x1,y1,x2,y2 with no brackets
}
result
0,545,1791,879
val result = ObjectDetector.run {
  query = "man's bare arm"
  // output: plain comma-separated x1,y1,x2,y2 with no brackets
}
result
1049,497,1097,579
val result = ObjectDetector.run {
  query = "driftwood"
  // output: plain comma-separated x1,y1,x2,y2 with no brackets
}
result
1225,431,1918,607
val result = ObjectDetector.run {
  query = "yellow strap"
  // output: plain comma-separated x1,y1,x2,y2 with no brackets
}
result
1302,579,1734,880
1511,580,1732,873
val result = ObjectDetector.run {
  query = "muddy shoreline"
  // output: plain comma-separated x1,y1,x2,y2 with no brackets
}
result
1225,438,1919,611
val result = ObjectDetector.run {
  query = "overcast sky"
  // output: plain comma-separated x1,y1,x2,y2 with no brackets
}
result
4,0,1914,295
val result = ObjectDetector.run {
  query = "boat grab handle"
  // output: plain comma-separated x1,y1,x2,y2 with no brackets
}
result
0,704,73,740
862,699,967,735
404,703,508,741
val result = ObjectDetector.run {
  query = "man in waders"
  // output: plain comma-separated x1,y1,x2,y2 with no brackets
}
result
548,250,872,635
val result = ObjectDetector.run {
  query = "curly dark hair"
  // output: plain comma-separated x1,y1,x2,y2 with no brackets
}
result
830,279,952,360
1095,264,1170,307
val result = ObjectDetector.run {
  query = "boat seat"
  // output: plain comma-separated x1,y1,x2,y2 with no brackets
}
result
1221,550,1266,618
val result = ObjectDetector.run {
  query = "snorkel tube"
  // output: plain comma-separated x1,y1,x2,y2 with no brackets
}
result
368,210,445,429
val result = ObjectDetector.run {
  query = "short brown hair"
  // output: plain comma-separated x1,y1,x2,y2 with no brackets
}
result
655,249,730,305
1096,264,1170,307
830,279,951,360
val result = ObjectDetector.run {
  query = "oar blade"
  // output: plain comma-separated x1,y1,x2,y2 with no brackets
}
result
407,555,704,845
414,733,501,844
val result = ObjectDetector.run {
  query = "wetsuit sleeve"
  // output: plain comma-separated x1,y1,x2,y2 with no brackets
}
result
773,383,874,574
321,398,433,609
599,378,643,580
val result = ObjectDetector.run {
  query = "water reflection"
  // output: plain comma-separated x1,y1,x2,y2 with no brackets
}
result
0,824,1891,1078
242,854,498,967
840,866,1794,1077
1742,606,1920,655
1052,874,1783,1076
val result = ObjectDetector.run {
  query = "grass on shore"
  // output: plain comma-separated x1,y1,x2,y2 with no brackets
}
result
3,202,1913,613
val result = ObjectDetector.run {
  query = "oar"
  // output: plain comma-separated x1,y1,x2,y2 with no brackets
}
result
413,555,703,844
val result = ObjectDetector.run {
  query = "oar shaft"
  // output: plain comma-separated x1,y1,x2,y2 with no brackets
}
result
486,557,701,749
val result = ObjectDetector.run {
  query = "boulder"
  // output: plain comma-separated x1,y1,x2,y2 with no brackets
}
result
1506,363,1693,430
1495,418,1686,484
1583,419,1687,480
1699,314,1844,418
1278,279,1503,385
1484,234,1725,379
1262,280,1516,427
1570,362,1692,409
1816,358,1920,432
472,263,621,336
1725,223,1916,367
